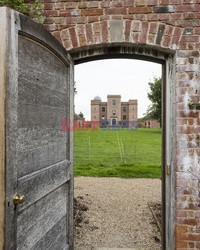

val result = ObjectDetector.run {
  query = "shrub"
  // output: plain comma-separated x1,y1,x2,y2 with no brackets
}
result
0,0,45,24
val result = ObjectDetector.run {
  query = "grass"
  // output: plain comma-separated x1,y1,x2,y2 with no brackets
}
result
74,128,161,178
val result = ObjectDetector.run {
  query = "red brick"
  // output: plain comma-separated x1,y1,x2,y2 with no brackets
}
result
148,33,155,44
176,240,188,248
124,0,134,7
86,24,93,45
100,1,110,8
93,33,101,44
87,1,99,8
171,0,181,4
172,27,182,45
183,12,197,20
129,6,152,14
111,15,123,20
132,21,141,32
88,16,99,22
148,0,158,6
69,27,78,48
177,218,199,226
194,27,200,35
147,14,158,20
177,4,200,12
78,36,86,47
110,0,123,7
135,14,147,20
158,13,170,20
52,31,62,43
176,210,187,217
132,32,139,43
101,21,108,43
63,39,72,50
93,22,101,33
149,22,157,33
44,10,59,17
125,20,131,42
160,0,170,4
178,233,200,241
105,8,127,15
44,3,54,10
77,16,87,24
76,24,85,36
135,0,146,5
139,22,148,44
176,225,188,234
170,13,182,20
64,2,76,9
44,24,58,31
180,36,199,43
165,25,174,36
162,36,171,47
81,8,103,16
61,29,69,40
78,2,87,9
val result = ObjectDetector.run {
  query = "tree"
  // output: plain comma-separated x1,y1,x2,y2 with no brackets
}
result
0,0,45,24
79,112,84,119
74,82,77,94
145,77,162,126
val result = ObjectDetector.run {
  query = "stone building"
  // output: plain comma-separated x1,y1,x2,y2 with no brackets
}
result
139,118,160,129
91,95,137,126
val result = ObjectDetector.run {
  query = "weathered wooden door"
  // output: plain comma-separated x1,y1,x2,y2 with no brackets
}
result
0,8,74,250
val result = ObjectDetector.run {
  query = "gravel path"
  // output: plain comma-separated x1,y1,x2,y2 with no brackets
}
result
74,177,162,250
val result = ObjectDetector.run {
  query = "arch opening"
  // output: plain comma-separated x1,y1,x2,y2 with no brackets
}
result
73,48,176,250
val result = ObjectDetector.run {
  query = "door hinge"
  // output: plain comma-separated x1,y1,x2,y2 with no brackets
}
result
166,165,171,175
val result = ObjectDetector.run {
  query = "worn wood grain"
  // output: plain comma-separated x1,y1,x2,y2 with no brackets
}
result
17,141,67,178
19,36,68,93
17,184,68,249
0,7,7,250
30,217,69,250
3,9,74,249
5,9,20,250
18,160,70,211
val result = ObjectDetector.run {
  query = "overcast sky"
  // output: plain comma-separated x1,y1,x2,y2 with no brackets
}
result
75,59,162,120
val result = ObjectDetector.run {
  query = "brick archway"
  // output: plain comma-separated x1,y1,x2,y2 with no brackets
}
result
43,2,200,249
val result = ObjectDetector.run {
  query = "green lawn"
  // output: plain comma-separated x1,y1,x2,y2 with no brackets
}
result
74,128,161,178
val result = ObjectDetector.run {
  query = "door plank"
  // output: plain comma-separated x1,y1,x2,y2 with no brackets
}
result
17,141,67,178
0,7,7,249
30,216,69,250
17,160,70,211
17,184,68,249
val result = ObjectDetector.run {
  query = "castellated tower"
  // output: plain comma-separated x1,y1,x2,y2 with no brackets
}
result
91,95,137,127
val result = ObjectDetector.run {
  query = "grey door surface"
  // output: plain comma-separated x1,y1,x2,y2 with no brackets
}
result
1,8,74,250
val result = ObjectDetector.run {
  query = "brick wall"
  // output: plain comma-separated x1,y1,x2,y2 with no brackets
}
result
42,1,200,249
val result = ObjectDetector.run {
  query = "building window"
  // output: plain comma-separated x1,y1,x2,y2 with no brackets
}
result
123,106,126,112
123,115,126,120
94,116,96,119
133,107,134,110
112,110,116,115
133,116,134,119
102,107,105,112
112,100,116,105
102,115,105,119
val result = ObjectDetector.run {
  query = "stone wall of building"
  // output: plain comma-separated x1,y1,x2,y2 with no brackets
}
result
128,99,138,122
107,95,121,122
91,100,101,122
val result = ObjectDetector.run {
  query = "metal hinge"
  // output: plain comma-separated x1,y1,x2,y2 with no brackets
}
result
166,165,171,175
